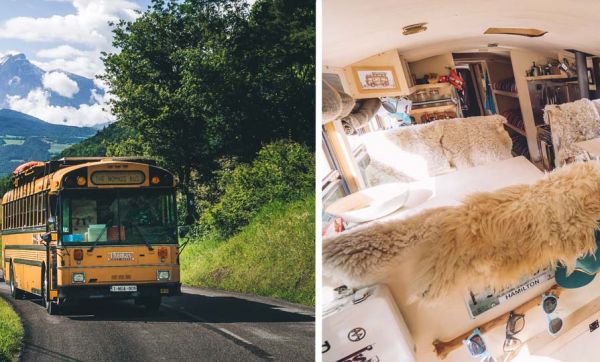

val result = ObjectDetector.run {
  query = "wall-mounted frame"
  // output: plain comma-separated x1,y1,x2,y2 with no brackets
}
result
351,66,401,93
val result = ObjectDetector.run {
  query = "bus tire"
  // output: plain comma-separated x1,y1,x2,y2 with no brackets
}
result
9,263,23,300
41,267,59,315
143,296,161,312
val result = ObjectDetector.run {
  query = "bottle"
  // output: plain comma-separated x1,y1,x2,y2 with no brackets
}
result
531,62,539,77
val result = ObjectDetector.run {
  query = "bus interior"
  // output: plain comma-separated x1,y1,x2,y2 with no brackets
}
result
321,1,600,361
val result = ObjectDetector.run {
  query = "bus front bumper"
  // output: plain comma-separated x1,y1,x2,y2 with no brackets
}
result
58,282,181,301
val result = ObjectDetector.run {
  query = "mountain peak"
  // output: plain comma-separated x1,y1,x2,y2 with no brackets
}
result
9,53,26,60
0,52,104,111
1,53,27,63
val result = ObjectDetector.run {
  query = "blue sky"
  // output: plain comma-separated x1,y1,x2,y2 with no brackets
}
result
0,0,153,126
0,0,153,78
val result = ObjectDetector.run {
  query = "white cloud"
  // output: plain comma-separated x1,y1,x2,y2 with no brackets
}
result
0,0,144,77
42,71,80,98
0,0,143,125
36,45,86,59
0,0,141,48
7,88,115,127
33,55,102,79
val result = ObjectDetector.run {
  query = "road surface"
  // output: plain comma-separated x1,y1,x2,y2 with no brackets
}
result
0,283,314,361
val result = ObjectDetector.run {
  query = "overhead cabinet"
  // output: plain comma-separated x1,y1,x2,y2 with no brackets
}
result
342,50,414,99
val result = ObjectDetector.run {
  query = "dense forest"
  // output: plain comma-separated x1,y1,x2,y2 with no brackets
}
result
1,0,315,304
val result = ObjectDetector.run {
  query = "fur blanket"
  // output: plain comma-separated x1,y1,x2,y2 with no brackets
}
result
545,98,600,167
364,115,512,187
323,162,600,302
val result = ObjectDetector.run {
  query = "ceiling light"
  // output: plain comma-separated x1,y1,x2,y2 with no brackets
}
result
403,23,427,36
484,28,547,37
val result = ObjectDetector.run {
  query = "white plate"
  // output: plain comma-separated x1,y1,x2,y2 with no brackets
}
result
325,183,409,223
110,285,137,292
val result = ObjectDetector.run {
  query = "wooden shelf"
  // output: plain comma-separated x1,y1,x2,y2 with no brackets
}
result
409,83,452,93
412,98,455,107
504,123,526,136
410,104,456,114
525,74,575,81
492,89,519,98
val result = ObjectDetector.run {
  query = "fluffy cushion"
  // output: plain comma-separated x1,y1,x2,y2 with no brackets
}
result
545,98,600,167
362,123,452,183
439,115,513,169
323,161,600,302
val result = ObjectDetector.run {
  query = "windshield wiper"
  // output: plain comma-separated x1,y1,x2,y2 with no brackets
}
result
131,223,154,251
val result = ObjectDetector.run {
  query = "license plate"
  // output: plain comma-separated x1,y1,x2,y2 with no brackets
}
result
109,252,133,261
110,285,137,292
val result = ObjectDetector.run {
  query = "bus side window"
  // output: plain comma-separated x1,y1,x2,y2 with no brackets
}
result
49,196,58,231
62,198,70,234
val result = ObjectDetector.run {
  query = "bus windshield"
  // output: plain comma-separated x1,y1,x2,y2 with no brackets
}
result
60,189,177,245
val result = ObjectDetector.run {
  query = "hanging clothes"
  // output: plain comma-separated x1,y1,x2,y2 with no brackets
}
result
484,71,497,115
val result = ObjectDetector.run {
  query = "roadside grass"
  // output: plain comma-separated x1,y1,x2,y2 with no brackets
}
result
0,297,22,362
181,194,315,306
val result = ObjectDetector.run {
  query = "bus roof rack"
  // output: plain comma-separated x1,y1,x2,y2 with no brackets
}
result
55,157,157,166
7,157,160,191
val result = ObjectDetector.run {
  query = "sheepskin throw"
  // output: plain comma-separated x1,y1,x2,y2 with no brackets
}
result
323,162,600,302
439,115,513,169
363,116,512,186
592,98,600,117
362,122,453,183
545,98,600,167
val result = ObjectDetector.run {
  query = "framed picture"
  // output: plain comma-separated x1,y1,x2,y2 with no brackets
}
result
588,68,594,85
352,66,401,92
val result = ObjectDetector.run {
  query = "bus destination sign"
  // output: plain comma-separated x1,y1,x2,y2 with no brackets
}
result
91,171,146,185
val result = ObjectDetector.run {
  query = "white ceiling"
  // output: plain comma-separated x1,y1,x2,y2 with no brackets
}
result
323,0,600,66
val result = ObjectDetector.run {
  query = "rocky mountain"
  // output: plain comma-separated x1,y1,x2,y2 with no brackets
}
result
0,109,96,176
0,53,104,108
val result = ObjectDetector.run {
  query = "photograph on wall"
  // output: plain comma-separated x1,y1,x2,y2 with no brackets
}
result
354,67,398,91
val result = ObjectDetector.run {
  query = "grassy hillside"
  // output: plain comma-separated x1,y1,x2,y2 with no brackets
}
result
181,194,315,306
58,122,131,158
0,109,95,139
0,109,96,176
0,297,22,361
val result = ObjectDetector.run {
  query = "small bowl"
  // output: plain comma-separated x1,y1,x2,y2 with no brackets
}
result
325,183,410,223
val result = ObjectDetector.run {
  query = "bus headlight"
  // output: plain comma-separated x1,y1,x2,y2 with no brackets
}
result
157,270,170,281
72,272,85,283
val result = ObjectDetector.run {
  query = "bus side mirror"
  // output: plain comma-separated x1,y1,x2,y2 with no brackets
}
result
48,216,57,231
178,226,190,238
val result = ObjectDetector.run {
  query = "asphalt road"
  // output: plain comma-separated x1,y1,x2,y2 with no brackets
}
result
0,283,314,361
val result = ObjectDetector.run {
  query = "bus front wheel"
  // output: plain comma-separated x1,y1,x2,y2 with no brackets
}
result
9,263,23,299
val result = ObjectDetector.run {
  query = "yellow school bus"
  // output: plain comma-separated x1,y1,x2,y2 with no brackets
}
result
1,157,181,314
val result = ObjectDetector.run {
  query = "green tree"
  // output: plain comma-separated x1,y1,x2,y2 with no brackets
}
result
216,0,316,160
101,0,315,223
0,175,10,197
101,0,248,223
203,140,314,237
